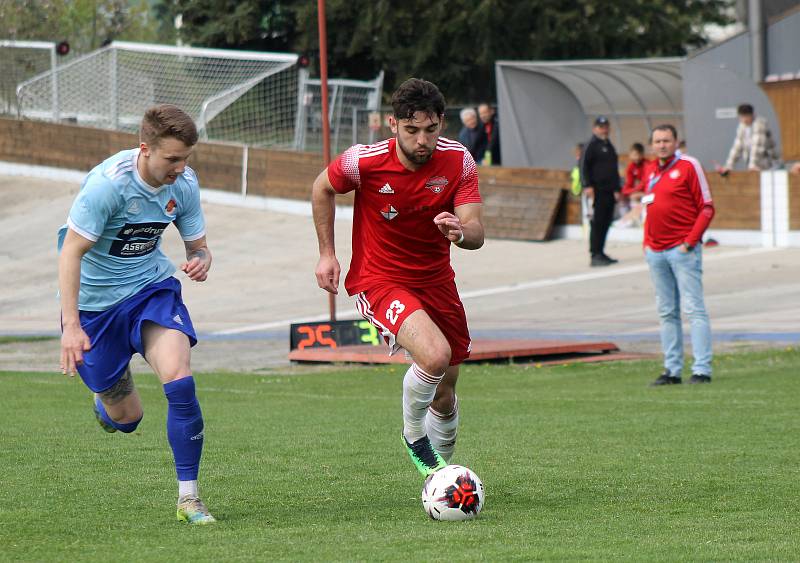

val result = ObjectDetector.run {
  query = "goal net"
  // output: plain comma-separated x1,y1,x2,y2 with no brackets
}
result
0,40,67,117
294,71,384,155
16,41,299,148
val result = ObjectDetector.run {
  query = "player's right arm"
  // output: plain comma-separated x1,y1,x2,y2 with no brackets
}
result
311,168,340,294
59,229,95,376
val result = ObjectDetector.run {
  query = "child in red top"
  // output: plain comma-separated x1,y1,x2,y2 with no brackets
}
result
615,142,649,228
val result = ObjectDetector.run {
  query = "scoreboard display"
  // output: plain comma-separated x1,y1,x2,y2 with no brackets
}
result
289,320,381,350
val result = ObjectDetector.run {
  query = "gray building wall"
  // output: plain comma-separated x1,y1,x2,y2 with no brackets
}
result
691,9,800,78
690,32,752,78
767,9,800,75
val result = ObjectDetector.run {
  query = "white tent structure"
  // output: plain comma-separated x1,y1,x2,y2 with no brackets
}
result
496,58,685,169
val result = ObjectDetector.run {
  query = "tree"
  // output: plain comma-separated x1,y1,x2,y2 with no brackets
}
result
295,0,733,103
167,0,734,103
170,0,299,52
0,0,160,52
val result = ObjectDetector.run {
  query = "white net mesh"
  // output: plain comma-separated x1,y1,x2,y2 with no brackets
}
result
294,71,384,154
16,41,300,148
0,41,65,117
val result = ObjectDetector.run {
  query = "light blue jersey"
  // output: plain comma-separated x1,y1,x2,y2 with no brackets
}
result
58,149,205,311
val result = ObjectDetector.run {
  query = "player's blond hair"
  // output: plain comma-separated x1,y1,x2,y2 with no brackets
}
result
140,104,199,147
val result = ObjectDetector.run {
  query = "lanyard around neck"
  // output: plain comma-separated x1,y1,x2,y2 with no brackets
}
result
647,155,680,194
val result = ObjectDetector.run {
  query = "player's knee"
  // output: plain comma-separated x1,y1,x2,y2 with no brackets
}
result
159,370,193,385
107,406,144,426
115,414,143,433
417,342,451,376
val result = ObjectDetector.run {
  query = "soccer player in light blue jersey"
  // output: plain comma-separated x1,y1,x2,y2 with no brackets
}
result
58,105,216,525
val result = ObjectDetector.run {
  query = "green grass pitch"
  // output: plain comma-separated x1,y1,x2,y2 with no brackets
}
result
1,348,798,561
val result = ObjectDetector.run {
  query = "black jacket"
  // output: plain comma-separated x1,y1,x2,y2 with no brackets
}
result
459,125,488,164
580,134,620,191
485,115,501,165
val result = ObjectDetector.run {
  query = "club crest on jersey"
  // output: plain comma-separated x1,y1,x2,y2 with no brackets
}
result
379,183,395,194
425,176,448,193
165,198,177,213
381,205,398,221
669,169,681,179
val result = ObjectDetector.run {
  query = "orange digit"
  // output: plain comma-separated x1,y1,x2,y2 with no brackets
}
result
315,324,337,348
297,325,316,349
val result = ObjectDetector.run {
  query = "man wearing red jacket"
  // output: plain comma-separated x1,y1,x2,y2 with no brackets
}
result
643,124,714,386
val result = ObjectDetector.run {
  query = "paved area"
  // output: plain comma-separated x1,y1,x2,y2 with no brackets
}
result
1,173,798,373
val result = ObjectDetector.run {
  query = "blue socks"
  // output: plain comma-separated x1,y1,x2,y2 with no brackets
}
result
94,396,142,433
163,376,204,481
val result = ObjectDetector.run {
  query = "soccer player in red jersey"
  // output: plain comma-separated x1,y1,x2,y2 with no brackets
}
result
311,78,484,477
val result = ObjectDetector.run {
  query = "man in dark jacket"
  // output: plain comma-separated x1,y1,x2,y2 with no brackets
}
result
478,103,501,165
458,107,487,164
580,116,620,266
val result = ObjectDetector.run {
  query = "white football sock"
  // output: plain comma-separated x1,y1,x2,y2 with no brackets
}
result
403,363,444,442
426,396,459,462
178,480,198,499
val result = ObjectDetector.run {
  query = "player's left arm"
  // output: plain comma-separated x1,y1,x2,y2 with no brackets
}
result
174,170,210,281
181,236,212,282
683,160,715,250
434,203,484,250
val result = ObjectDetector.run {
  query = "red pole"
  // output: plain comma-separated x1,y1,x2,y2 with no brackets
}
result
318,0,336,321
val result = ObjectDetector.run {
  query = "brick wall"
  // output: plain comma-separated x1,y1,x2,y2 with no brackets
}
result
247,147,321,199
0,117,244,192
763,79,800,162
0,118,134,170
707,171,761,230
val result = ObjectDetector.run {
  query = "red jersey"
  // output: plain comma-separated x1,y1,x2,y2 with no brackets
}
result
327,137,481,295
622,159,648,196
643,153,714,251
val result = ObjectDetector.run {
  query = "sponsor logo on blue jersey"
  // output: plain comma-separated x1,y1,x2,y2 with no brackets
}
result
109,221,169,257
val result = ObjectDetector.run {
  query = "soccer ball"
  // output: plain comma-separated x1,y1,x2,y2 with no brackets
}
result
421,464,484,521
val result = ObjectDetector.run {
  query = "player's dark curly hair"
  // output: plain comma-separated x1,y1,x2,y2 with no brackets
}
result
140,104,199,147
391,78,446,120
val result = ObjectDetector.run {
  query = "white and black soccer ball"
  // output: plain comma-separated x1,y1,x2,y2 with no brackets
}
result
421,464,484,521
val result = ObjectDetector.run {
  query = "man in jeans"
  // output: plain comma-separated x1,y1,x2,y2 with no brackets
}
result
642,124,715,386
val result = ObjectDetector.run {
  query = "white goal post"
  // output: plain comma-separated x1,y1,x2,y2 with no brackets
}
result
0,40,60,118
16,41,300,148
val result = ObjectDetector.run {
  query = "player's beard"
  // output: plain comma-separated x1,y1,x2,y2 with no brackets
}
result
397,138,434,165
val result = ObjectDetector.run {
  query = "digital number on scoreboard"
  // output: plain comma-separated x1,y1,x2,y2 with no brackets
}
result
289,320,381,350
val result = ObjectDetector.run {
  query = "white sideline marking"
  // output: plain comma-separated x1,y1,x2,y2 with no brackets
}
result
199,188,354,220
213,310,361,335
460,246,777,300
215,247,778,335
0,160,88,183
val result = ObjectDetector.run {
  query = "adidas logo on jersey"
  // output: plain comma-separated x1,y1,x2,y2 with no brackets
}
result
379,183,395,194
173,314,184,325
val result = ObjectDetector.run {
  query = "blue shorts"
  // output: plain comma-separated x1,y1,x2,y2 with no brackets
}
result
71,277,197,393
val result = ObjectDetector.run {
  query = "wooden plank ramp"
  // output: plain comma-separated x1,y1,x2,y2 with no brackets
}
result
288,339,652,365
